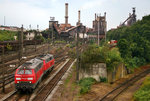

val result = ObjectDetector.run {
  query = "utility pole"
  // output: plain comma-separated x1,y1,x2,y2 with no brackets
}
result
76,25,80,82
18,25,23,66
98,17,100,46
50,17,55,45
52,23,54,45
105,21,107,42
48,27,50,53
4,16,5,26
35,25,38,52
104,12,107,42
2,46,5,93
21,25,23,59
29,24,31,30
83,26,86,43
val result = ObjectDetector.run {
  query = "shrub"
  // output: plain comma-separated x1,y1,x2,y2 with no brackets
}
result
68,48,76,58
100,77,107,82
105,48,123,71
79,77,96,94
65,44,71,48
6,43,12,50
34,35,45,42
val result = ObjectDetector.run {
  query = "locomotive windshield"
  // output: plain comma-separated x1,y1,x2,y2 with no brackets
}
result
17,69,32,74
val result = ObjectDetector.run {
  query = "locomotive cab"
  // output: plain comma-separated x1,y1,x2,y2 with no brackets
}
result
15,68,36,90
15,58,44,91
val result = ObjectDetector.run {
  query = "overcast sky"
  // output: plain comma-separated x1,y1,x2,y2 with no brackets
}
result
0,0,150,30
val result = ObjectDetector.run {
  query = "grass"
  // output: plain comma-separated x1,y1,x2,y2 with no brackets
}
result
64,72,73,85
64,65,76,90
134,76,150,101
0,30,17,41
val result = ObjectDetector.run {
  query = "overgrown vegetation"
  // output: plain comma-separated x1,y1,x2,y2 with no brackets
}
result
107,15,150,69
80,44,122,71
134,76,150,101
79,77,96,94
68,48,76,58
0,30,17,41
34,35,45,42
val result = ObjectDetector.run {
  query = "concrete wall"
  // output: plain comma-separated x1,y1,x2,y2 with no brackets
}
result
79,63,127,82
79,63,107,82
107,63,127,83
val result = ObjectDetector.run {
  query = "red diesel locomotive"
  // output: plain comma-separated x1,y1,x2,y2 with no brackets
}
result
15,54,54,90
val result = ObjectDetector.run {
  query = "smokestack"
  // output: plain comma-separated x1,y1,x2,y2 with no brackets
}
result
104,12,106,20
95,13,96,20
65,3,68,25
78,10,80,23
104,12,106,17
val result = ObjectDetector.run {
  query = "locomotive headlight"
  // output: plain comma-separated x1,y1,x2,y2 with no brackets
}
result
16,78,21,80
27,78,33,80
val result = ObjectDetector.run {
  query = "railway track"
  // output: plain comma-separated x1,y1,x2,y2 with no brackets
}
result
0,45,68,88
2,90,31,101
31,59,74,101
94,68,150,101
1,52,70,101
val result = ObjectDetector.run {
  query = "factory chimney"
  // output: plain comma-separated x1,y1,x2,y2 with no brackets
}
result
65,3,68,25
95,13,97,20
78,10,80,24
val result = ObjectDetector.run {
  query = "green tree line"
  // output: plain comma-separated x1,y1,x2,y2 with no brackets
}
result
107,15,150,69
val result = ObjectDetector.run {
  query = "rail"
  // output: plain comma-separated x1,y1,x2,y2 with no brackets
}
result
94,68,150,101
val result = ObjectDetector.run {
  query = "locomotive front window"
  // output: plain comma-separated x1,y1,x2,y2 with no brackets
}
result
17,69,24,74
25,70,32,74
17,69,32,74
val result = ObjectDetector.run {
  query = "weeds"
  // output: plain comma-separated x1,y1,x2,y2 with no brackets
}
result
134,76,150,101
79,77,96,94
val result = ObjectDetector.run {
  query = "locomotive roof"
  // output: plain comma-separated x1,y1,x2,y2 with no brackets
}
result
18,58,43,69
37,54,53,60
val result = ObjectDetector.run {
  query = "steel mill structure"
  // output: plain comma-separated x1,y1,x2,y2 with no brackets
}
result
88,12,107,42
120,7,136,27
49,3,86,40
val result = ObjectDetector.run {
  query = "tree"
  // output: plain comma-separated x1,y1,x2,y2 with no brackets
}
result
117,39,130,58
